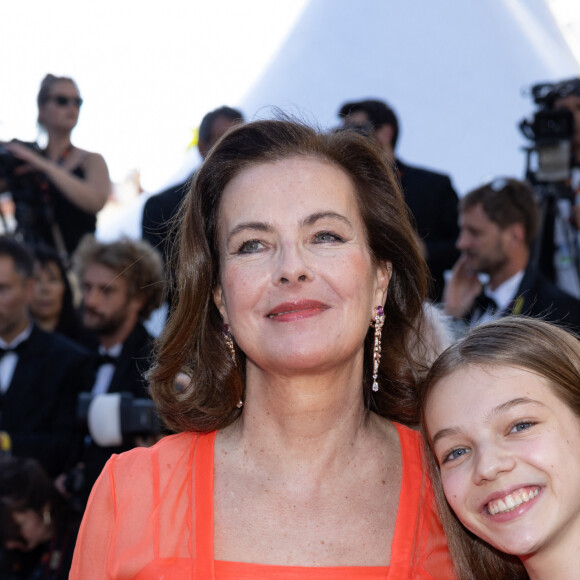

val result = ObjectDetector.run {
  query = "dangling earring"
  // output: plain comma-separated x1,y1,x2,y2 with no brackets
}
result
222,324,236,365
42,509,51,526
223,324,243,408
370,305,385,392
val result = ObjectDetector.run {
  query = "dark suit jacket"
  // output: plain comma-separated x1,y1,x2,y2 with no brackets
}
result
80,322,156,496
0,325,94,477
396,160,460,301
141,178,192,267
469,264,580,335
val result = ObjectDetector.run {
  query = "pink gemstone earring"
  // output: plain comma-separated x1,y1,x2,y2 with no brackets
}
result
371,306,385,392
223,324,243,408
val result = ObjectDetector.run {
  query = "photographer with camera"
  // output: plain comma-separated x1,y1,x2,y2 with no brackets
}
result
554,78,580,225
520,76,580,297
70,236,165,504
0,74,111,258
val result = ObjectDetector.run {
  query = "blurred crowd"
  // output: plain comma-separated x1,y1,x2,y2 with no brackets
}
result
0,74,579,579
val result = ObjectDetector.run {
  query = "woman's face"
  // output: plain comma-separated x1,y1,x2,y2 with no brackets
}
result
213,155,391,377
30,261,66,323
5,509,52,552
38,80,81,131
425,364,580,558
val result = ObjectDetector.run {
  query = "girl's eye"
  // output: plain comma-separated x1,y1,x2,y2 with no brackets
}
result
442,447,470,464
314,231,345,243
237,239,263,254
510,421,535,433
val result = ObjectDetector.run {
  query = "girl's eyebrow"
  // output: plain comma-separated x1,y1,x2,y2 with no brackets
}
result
430,397,546,447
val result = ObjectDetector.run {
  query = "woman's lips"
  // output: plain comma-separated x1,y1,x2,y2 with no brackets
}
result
266,300,329,321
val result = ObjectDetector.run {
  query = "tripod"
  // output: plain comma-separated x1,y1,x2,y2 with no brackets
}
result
529,181,580,299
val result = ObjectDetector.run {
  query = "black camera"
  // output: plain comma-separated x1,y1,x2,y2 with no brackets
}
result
77,392,162,447
519,79,579,183
0,140,57,246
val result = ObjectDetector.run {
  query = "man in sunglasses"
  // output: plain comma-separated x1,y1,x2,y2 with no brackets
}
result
337,98,460,302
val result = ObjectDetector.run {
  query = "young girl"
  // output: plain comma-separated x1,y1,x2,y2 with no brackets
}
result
419,317,580,580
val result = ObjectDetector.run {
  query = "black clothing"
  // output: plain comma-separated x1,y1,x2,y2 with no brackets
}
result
0,513,80,580
49,165,96,256
141,178,191,267
0,326,94,477
78,322,155,498
14,164,96,257
468,265,580,335
396,160,460,302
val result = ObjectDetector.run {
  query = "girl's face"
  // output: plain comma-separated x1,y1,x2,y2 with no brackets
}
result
425,364,580,558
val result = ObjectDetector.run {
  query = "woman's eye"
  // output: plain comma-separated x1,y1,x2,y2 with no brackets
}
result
442,447,470,464
510,421,535,433
314,231,344,243
237,239,263,254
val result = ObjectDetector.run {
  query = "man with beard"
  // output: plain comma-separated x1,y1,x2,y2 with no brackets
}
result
443,178,580,334
72,236,164,498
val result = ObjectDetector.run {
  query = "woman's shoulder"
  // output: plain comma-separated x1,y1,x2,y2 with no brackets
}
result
108,432,202,478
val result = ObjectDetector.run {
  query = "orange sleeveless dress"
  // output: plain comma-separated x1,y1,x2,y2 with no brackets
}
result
70,423,455,579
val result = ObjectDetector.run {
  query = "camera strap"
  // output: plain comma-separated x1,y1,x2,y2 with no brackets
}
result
38,146,73,264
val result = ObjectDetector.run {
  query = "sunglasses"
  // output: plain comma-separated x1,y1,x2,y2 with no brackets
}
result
47,95,83,107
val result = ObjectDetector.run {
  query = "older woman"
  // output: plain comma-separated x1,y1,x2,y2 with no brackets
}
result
71,120,453,579
1,74,110,256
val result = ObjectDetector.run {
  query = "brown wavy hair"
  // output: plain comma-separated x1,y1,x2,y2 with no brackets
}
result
419,317,580,580
149,119,429,433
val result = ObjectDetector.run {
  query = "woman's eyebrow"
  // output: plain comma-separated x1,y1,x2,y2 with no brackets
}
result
227,221,274,244
302,211,351,227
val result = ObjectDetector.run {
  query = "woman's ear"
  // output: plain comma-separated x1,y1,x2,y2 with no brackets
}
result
374,260,392,306
213,284,229,324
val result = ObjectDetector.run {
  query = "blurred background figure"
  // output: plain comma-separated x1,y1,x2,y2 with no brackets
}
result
0,237,93,478
443,178,580,335
70,235,165,505
0,74,111,260
338,98,459,302
142,106,244,269
0,456,81,580
29,245,86,343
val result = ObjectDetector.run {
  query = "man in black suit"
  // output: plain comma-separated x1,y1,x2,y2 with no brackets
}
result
0,237,93,477
338,99,459,301
142,106,245,271
443,178,580,334
72,236,165,493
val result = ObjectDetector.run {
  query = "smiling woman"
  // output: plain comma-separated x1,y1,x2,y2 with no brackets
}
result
419,317,580,580
71,119,454,579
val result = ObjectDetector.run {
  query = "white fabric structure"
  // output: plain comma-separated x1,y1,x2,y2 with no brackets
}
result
240,0,580,194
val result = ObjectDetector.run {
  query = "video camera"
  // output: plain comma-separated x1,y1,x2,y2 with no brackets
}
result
77,392,162,447
519,78,579,183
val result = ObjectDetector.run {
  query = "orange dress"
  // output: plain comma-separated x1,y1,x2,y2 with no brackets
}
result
70,423,455,579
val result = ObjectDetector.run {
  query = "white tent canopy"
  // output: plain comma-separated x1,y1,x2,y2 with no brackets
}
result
240,0,580,194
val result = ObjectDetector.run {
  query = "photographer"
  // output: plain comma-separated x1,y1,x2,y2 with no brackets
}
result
521,77,580,296
71,236,165,504
0,74,111,258
553,78,580,226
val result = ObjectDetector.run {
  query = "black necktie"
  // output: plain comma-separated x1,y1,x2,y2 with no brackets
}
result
0,342,26,358
96,353,118,367
474,293,498,315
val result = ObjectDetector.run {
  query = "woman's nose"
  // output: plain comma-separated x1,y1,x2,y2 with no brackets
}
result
473,443,516,484
273,244,313,285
